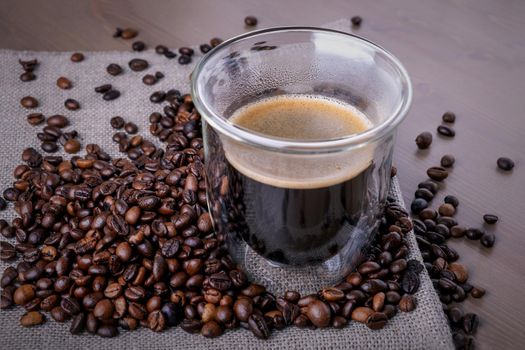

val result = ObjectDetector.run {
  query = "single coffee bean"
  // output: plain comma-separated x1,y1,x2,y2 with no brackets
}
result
201,320,222,338
1,241,16,260
414,188,434,201
437,125,455,137
64,139,81,154
142,74,157,85
411,198,428,214
20,311,44,327
154,71,164,79
444,195,459,208
94,299,114,320
129,58,149,72
147,310,166,332
442,111,456,123
401,272,420,294
103,90,121,101
70,52,84,62
94,84,112,93
97,325,118,338
480,233,495,248
462,313,479,335
448,263,468,283
106,63,123,76
47,114,69,128
179,47,194,56
415,131,432,149
427,166,448,181
178,55,191,65
351,15,362,26
113,27,123,37
19,58,38,71
132,41,146,51
27,113,45,126
56,77,72,89
200,44,212,53
124,122,138,134
306,300,331,328
248,313,270,339
20,72,36,82
441,154,455,168
155,45,168,54
64,98,80,111
438,203,456,217
150,91,166,103
244,16,258,26
366,312,387,330
483,214,498,224
465,228,484,240
110,116,125,129
70,313,86,334
397,295,416,313
14,284,35,305
20,96,39,109
471,287,486,298
497,157,514,171
41,141,58,153
210,37,223,47
121,28,138,39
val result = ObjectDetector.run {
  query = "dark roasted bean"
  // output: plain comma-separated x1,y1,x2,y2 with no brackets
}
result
415,132,432,149
497,157,514,171
437,125,455,137
129,58,149,72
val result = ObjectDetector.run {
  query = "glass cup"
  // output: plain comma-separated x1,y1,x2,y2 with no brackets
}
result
191,27,412,293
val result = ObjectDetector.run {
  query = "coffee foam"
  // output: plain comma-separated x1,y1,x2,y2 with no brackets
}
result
223,95,375,189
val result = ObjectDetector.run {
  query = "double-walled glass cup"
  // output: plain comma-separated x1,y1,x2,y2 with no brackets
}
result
192,27,412,293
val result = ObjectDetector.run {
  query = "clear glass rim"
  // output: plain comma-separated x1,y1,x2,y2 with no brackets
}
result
191,26,413,153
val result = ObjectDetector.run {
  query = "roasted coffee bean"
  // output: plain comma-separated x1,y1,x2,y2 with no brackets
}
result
70,52,84,62
179,47,194,56
97,324,118,338
480,233,495,247
47,114,69,128
155,45,168,54
20,72,36,82
124,122,138,134
465,228,484,240
41,141,58,153
401,272,420,294
419,180,439,194
415,188,434,201
129,58,149,72
26,113,45,126
437,125,455,137
201,320,222,338
440,154,455,168
471,287,486,299
106,63,123,76
398,295,416,312
366,312,387,330
51,306,69,322
94,299,114,320
448,263,468,283
94,84,112,93
64,98,80,111
70,313,86,334
121,28,138,39
463,313,479,335
244,16,258,26
210,37,223,47
132,41,146,51
178,55,191,65
351,15,362,26
110,116,125,129
497,157,514,171
248,313,270,339
442,111,456,123
142,74,157,85
483,214,498,224
200,44,212,54
64,139,81,154
56,76,73,89
411,198,428,214
102,89,120,101
444,195,459,208
233,298,253,322
20,311,44,327
150,91,166,103
427,166,448,181
1,241,16,260
1,266,17,287
415,132,432,149
61,296,81,315
21,96,39,109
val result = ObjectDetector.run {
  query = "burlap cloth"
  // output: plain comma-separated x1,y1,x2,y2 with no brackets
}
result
0,19,453,350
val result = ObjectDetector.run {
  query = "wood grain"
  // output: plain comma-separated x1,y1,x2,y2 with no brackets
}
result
1,0,525,348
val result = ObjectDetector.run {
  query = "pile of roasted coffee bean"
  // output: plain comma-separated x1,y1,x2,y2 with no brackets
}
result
1,44,424,339
412,111,512,349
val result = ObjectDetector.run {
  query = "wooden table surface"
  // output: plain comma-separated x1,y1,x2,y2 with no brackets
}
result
1,0,524,348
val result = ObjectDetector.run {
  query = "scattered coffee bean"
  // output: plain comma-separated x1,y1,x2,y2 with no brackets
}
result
437,125,455,137
142,74,157,85
26,113,45,126
483,214,498,224
129,58,149,72
94,84,112,93
132,41,146,51
155,45,168,54
110,116,125,129
178,55,191,65
113,28,123,38
179,47,194,56
121,28,138,40
106,63,123,76
20,96,38,109
41,141,58,153
64,139,81,154
210,37,223,47
64,98,80,111
150,91,166,103
19,59,38,72
154,71,164,79
124,122,138,134
70,53,84,62
351,16,363,27
20,311,44,327
465,228,484,240
164,50,177,59
20,72,36,82
440,154,455,168
480,233,495,248
415,131,432,149
47,115,69,128
103,90,121,101
411,198,428,214
244,16,258,26
442,111,456,123
398,295,416,312
56,77,72,90
497,157,514,171
427,167,448,181
471,287,486,298
200,44,212,54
